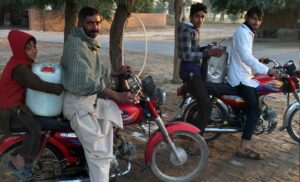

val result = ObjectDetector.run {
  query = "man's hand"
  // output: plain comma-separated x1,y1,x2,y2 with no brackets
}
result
98,88,140,104
208,48,223,57
259,57,271,64
114,92,140,104
54,85,65,96
111,65,131,77
259,57,265,63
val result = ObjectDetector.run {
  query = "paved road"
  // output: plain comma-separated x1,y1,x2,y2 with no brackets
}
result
0,24,298,69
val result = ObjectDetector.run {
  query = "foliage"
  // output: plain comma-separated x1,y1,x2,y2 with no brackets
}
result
210,0,300,14
131,0,155,13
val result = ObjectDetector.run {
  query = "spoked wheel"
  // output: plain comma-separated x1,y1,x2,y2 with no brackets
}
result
0,143,64,181
287,107,300,143
150,131,208,182
183,102,224,142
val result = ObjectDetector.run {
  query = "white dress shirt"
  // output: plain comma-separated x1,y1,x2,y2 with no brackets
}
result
227,24,269,88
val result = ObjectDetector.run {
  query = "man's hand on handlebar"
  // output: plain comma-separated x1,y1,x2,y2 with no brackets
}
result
115,92,140,104
259,58,272,64
111,65,131,78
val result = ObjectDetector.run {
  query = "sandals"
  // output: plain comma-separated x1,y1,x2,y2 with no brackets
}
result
236,148,264,160
5,160,32,181
187,141,201,155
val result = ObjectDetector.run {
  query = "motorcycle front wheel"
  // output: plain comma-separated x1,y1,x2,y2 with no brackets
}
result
287,107,300,143
150,131,208,182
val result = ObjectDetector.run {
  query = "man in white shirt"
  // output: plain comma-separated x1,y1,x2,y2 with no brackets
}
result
227,6,276,159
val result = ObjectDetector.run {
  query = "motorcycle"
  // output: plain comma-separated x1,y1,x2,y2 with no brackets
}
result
173,59,300,143
0,74,208,182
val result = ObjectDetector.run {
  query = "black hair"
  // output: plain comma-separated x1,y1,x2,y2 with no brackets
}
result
78,7,100,22
190,3,208,16
25,37,36,47
246,6,264,19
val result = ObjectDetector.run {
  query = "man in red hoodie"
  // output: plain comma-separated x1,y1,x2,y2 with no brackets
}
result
0,30,63,180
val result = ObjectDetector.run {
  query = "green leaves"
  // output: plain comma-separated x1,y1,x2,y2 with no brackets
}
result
210,0,299,14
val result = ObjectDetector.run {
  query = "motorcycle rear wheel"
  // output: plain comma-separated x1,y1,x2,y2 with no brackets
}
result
150,131,208,182
0,142,64,181
287,107,300,143
183,101,225,141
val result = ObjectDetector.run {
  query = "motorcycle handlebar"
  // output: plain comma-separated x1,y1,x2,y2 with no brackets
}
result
121,72,133,80
262,58,281,68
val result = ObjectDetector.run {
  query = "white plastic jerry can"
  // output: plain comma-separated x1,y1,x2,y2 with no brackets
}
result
25,63,64,117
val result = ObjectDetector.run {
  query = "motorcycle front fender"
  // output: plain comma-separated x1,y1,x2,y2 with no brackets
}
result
280,101,300,131
144,122,200,166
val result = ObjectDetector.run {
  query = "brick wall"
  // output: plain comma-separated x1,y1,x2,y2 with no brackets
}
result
44,10,65,32
260,9,298,38
28,8,166,32
125,13,167,28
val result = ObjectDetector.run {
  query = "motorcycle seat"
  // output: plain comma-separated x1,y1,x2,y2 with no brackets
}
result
9,116,73,133
205,82,239,96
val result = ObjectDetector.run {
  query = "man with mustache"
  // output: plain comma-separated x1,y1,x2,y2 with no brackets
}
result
60,7,137,182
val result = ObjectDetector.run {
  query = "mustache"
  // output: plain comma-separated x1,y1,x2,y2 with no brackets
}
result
89,30,99,33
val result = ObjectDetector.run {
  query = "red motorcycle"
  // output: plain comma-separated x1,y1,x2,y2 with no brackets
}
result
174,59,300,143
0,74,208,182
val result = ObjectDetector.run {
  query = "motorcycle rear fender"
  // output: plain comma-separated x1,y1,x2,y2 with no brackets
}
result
144,122,200,166
173,96,229,121
280,101,300,131
0,135,24,154
0,135,78,164
173,97,195,120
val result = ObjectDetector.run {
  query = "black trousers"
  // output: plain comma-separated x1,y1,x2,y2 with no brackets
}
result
186,77,212,134
0,105,42,163
235,84,261,140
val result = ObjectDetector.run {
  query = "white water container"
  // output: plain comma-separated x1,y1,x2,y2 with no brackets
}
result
26,63,64,116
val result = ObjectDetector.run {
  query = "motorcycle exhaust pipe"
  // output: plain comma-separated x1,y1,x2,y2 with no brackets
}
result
205,128,241,133
50,178,90,182
51,162,132,181
110,161,132,178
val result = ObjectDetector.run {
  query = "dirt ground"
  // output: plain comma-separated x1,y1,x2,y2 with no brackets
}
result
0,39,299,182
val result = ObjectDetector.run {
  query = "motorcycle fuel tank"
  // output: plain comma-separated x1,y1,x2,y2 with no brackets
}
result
255,76,284,94
118,104,143,126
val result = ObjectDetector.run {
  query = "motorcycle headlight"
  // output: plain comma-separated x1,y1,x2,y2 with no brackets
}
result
152,88,166,105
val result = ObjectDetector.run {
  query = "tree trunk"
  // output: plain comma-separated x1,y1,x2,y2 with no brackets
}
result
109,5,131,72
213,13,216,21
64,0,78,43
109,0,134,89
172,0,185,84
298,9,300,42
219,11,225,22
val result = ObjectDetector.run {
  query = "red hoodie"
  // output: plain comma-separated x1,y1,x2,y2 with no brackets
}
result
0,30,35,108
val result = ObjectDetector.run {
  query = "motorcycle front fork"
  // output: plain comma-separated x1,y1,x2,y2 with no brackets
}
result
154,116,183,162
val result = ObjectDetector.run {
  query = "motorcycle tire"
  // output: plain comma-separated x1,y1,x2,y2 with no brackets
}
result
183,101,226,142
287,107,300,143
150,131,208,181
0,142,64,181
